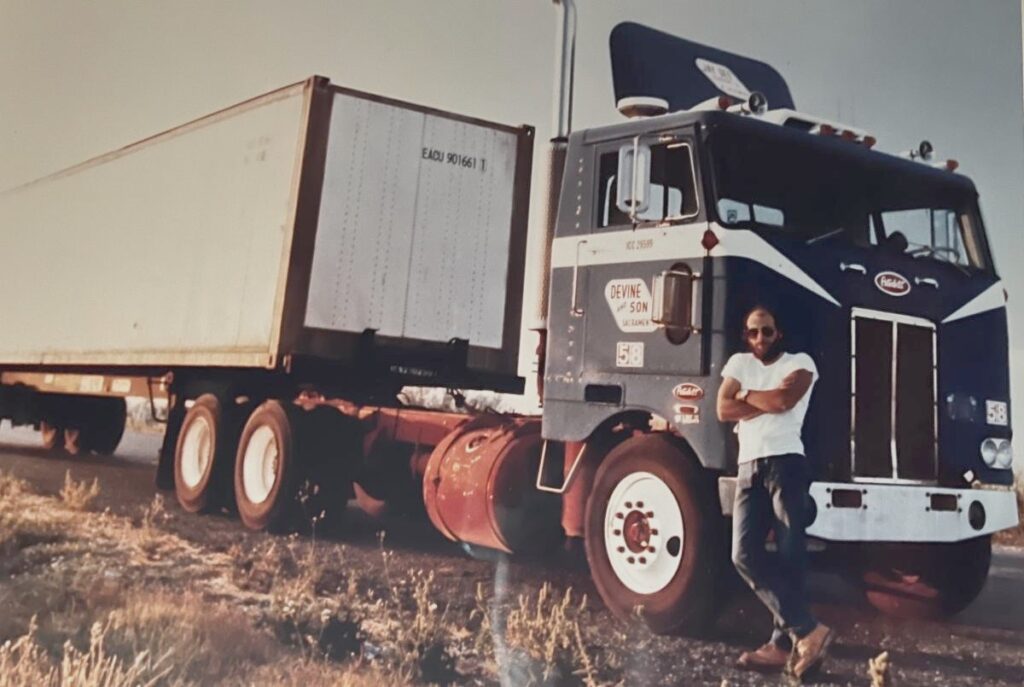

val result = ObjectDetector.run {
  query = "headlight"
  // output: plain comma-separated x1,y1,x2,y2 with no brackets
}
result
981,438,1013,469
980,438,999,466
995,439,1014,469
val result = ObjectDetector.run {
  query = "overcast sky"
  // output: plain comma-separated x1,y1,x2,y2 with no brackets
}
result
2,0,1022,464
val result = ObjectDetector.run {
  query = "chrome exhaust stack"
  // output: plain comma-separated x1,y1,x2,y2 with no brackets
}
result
530,0,576,399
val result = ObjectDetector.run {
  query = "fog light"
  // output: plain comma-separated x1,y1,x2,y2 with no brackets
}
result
968,501,986,531
980,438,999,466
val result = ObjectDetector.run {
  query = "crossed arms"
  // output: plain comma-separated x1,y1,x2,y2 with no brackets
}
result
716,369,814,422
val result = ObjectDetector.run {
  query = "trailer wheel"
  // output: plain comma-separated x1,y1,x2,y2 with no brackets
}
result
174,394,239,513
856,536,992,619
584,434,723,635
86,398,127,456
40,422,64,452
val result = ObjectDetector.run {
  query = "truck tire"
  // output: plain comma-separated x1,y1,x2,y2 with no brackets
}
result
857,536,992,619
174,394,239,513
86,398,127,456
234,401,357,533
584,433,723,635
40,422,64,452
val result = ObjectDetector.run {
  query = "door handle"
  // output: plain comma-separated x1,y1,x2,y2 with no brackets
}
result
570,239,588,316
914,276,940,289
840,262,867,274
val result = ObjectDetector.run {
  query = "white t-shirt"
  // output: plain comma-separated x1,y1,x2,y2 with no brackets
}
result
721,351,818,464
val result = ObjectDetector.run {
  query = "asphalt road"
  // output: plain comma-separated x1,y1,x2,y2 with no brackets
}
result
2,421,1023,686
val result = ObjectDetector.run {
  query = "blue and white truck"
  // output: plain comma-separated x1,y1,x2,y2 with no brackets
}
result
0,5,1016,634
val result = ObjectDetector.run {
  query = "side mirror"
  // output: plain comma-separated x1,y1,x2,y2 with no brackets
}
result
652,267,697,343
616,141,652,219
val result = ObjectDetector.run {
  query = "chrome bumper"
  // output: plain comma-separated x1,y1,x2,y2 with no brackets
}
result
717,478,1020,542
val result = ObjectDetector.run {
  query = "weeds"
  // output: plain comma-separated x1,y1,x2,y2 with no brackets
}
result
58,471,100,512
0,617,170,687
475,582,596,687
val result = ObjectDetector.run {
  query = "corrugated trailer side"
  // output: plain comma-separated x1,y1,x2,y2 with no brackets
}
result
279,80,533,391
0,79,315,370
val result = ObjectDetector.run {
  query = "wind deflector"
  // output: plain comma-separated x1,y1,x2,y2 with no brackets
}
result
610,22,796,112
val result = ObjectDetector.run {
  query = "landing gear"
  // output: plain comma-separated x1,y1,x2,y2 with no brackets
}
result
585,434,724,635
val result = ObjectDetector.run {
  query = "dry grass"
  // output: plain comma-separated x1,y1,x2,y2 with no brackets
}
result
0,469,606,686
58,471,100,512
475,582,597,687
0,617,170,687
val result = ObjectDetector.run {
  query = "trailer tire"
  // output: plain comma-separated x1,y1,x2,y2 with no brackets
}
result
856,536,992,619
86,398,127,456
40,422,64,452
584,433,723,636
234,401,357,533
174,394,238,514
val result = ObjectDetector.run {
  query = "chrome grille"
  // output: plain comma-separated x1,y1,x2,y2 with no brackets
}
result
851,309,937,482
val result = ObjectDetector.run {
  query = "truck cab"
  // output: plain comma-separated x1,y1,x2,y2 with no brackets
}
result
542,100,1019,630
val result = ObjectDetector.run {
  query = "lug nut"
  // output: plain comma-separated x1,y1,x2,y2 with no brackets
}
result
616,513,624,519
639,557,647,564
646,511,654,518
651,529,659,536
636,501,644,508
625,502,633,509
617,546,625,553
613,530,621,536
647,546,655,553
627,556,635,564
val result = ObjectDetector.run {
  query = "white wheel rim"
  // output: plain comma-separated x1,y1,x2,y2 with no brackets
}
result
604,471,685,595
242,425,279,505
180,415,213,489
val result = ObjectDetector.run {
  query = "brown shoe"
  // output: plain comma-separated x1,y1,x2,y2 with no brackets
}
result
792,624,835,678
736,642,790,672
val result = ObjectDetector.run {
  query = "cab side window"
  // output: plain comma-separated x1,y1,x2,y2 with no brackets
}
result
597,142,699,228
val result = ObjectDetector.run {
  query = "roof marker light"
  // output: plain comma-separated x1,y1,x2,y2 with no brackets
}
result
840,129,857,141
818,124,836,136
717,95,734,110
862,135,877,149
747,91,768,114
945,159,959,172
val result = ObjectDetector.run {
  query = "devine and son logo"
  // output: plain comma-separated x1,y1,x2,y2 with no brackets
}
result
874,271,911,297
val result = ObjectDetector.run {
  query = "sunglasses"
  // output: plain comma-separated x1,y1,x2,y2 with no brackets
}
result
745,326,776,339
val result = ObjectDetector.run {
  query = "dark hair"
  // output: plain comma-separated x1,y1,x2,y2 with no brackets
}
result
742,303,783,334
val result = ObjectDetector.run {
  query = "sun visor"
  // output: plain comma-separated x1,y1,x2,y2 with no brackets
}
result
610,22,795,112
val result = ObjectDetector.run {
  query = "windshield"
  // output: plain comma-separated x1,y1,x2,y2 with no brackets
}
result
709,127,991,270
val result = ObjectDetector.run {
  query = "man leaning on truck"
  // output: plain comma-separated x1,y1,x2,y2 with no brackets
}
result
716,304,834,678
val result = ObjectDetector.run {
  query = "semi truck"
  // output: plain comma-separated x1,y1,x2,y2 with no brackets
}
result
0,4,1018,633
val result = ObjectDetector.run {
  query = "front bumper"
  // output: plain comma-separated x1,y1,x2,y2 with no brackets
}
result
718,478,1020,542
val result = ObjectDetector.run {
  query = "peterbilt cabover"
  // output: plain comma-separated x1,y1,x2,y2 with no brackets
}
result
0,6,1018,634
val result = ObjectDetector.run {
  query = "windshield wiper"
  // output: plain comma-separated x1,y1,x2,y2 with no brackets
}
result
806,227,845,245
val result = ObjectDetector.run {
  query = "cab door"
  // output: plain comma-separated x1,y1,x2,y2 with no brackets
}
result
576,133,706,395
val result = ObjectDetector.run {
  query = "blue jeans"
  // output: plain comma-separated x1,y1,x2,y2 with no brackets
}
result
731,454,817,649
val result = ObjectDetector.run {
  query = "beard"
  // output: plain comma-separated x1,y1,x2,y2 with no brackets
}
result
750,337,785,363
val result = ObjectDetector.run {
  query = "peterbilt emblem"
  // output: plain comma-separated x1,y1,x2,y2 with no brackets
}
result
672,383,705,401
874,271,911,297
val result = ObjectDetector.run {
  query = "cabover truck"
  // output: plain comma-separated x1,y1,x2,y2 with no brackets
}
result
0,5,1018,633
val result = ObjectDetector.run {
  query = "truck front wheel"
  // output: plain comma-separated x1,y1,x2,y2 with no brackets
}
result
174,394,240,513
584,434,723,635
857,536,992,619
